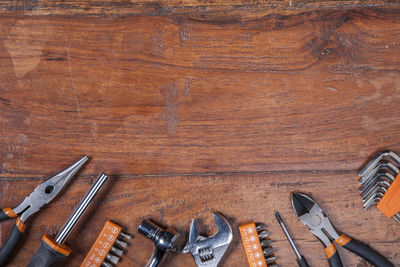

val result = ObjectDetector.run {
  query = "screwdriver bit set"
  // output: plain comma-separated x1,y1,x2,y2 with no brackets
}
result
239,222,276,267
359,150,400,223
81,220,132,267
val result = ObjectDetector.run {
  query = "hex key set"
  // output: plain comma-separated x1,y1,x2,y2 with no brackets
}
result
359,150,400,222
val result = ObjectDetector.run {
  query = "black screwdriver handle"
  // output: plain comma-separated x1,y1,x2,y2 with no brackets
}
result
297,256,310,267
0,218,25,266
336,235,394,267
326,244,343,267
27,235,70,267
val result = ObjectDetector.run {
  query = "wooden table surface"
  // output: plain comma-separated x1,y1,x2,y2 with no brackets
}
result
0,1,399,266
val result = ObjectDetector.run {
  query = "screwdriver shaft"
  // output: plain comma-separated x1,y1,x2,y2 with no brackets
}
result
275,212,301,259
55,173,109,243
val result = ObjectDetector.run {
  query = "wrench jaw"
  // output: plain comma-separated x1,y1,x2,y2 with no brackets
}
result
187,219,201,245
183,213,233,267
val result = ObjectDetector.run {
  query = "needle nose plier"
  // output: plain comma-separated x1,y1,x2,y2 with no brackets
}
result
0,156,88,265
291,193,394,267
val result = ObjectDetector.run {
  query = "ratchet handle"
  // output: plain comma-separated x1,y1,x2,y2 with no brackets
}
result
0,220,25,266
146,251,165,267
297,256,310,267
27,234,70,267
336,234,394,267
325,243,343,267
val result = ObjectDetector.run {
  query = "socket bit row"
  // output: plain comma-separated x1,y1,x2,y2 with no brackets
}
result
82,220,132,267
239,222,277,267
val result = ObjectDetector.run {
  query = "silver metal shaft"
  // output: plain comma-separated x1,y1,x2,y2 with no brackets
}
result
275,212,301,260
55,173,109,243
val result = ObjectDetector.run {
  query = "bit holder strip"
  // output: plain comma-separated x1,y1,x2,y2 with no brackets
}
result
81,220,131,267
239,222,276,267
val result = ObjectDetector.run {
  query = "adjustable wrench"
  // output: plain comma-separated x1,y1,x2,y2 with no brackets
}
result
182,213,233,267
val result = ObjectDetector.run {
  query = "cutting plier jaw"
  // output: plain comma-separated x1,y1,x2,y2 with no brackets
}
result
291,193,395,267
291,193,340,247
13,156,88,222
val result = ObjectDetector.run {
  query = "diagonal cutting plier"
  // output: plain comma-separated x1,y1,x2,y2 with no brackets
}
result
0,156,88,266
291,193,394,267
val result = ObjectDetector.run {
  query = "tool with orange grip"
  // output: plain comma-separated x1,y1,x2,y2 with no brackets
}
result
359,150,400,222
292,193,394,267
0,156,88,266
27,172,109,267
239,222,276,267
81,220,131,267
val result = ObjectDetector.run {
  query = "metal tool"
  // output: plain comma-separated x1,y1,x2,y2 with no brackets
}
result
182,213,233,267
27,172,109,267
275,212,308,267
359,150,400,180
0,156,88,266
138,219,179,267
291,193,394,267
359,150,400,223
81,220,132,267
239,222,276,267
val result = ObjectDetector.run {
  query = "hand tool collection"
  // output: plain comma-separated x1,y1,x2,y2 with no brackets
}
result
0,151,398,266
28,173,109,267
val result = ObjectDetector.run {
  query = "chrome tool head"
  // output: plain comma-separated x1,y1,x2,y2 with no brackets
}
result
360,161,399,186
56,172,108,243
291,193,339,247
182,213,233,267
138,219,179,267
360,171,394,195
359,151,400,180
15,156,89,222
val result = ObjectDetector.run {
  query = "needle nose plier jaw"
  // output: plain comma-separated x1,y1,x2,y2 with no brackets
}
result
0,156,88,266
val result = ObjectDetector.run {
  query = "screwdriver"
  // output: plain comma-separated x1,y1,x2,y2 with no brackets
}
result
27,173,109,267
275,212,310,267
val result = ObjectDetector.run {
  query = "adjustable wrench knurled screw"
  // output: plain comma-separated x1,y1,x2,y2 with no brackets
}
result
182,213,233,267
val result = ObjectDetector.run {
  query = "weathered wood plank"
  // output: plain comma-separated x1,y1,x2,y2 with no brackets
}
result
0,172,398,266
0,0,398,18
0,8,400,177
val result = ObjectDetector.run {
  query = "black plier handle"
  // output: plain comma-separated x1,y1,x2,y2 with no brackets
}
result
0,208,26,265
0,156,88,266
325,243,342,267
335,234,393,267
325,234,394,267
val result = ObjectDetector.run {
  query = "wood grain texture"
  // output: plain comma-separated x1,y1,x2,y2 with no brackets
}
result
0,9,400,177
0,0,398,19
0,4,399,267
